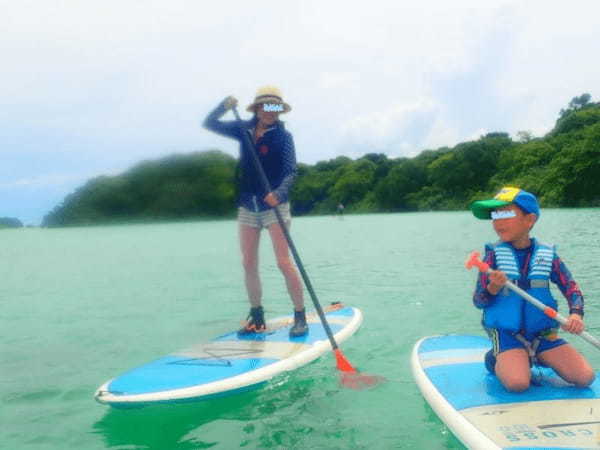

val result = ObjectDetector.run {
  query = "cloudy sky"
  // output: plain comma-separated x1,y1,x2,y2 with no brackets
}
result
2,0,599,224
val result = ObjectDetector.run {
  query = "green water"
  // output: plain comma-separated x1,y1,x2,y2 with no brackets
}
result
3,210,600,449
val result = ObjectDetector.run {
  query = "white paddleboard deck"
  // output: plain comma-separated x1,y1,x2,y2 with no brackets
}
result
95,305,361,407
412,334,600,449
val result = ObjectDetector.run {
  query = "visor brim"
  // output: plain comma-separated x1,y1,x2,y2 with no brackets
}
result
470,199,511,220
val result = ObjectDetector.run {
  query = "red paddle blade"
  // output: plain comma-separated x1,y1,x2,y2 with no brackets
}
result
334,349,386,389
334,349,357,373
339,372,386,390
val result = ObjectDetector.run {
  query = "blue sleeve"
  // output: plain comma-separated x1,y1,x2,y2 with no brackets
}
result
272,131,297,202
202,100,241,140
550,254,585,316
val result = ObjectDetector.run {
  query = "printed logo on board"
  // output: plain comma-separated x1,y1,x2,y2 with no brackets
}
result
480,410,508,416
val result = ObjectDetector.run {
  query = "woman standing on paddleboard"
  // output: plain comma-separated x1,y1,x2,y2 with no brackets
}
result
203,86,307,337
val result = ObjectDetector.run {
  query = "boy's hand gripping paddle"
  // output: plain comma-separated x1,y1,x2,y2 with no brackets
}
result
232,106,384,389
466,251,600,350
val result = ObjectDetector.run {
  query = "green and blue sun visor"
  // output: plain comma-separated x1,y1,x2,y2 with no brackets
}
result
470,187,540,220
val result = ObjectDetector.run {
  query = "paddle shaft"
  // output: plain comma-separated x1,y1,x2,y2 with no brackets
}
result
232,107,341,351
503,278,600,349
466,252,600,350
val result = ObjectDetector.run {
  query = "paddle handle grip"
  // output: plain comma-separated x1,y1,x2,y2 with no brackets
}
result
465,251,490,273
466,251,600,350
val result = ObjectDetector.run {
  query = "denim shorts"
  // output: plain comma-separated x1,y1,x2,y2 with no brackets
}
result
238,203,291,229
486,327,567,356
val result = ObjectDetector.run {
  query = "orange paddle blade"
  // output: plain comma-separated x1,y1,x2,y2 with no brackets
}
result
334,349,357,373
340,372,386,390
334,349,386,389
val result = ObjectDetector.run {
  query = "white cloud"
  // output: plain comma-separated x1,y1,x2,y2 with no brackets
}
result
422,117,461,151
492,2,600,136
0,169,122,191
339,98,438,152
0,175,76,190
2,0,600,222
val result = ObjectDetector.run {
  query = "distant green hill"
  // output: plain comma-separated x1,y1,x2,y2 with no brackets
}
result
43,150,237,227
0,217,23,229
43,94,600,227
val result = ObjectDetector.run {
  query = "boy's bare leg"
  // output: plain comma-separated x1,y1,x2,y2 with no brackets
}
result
538,344,595,387
496,348,531,392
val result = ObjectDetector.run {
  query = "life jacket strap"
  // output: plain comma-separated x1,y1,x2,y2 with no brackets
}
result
513,332,542,366
512,328,559,364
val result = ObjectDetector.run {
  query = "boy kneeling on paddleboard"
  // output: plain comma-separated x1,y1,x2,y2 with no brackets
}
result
470,187,595,392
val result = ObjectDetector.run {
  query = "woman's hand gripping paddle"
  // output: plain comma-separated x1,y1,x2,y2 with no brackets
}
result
232,106,383,389
465,251,600,350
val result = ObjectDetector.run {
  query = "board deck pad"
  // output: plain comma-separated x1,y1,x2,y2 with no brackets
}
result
95,305,361,407
412,335,600,449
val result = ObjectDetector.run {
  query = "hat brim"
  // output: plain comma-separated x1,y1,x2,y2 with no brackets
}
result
470,199,511,220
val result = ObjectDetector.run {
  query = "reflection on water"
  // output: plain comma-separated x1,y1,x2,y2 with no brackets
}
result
93,374,329,449
94,392,260,449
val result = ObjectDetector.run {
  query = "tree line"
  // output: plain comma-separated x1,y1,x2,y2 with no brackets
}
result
42,94,600,227
0,217,23,229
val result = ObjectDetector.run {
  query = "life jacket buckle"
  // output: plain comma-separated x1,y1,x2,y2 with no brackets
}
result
530,279,549,288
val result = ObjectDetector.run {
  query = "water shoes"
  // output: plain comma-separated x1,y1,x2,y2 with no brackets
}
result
238,306,266,335
289,308,308,337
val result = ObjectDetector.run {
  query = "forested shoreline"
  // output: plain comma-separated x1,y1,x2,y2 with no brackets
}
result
42,95,600,227
0,217,23,229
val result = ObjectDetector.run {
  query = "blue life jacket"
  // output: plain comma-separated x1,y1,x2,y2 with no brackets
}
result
482,240,558,334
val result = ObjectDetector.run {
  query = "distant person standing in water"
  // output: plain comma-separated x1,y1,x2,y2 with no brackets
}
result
203,86,307,337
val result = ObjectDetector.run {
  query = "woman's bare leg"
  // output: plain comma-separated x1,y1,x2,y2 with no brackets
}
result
268,221,304,311
239,223,262,308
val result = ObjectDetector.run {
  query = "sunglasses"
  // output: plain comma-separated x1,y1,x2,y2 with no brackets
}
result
261,103,284,112
491,210,517,220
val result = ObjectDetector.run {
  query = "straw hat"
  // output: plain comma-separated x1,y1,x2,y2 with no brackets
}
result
246,86,291,113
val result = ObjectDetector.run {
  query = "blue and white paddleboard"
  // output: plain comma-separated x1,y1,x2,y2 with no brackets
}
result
412,335,600,449
95,305,361,407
